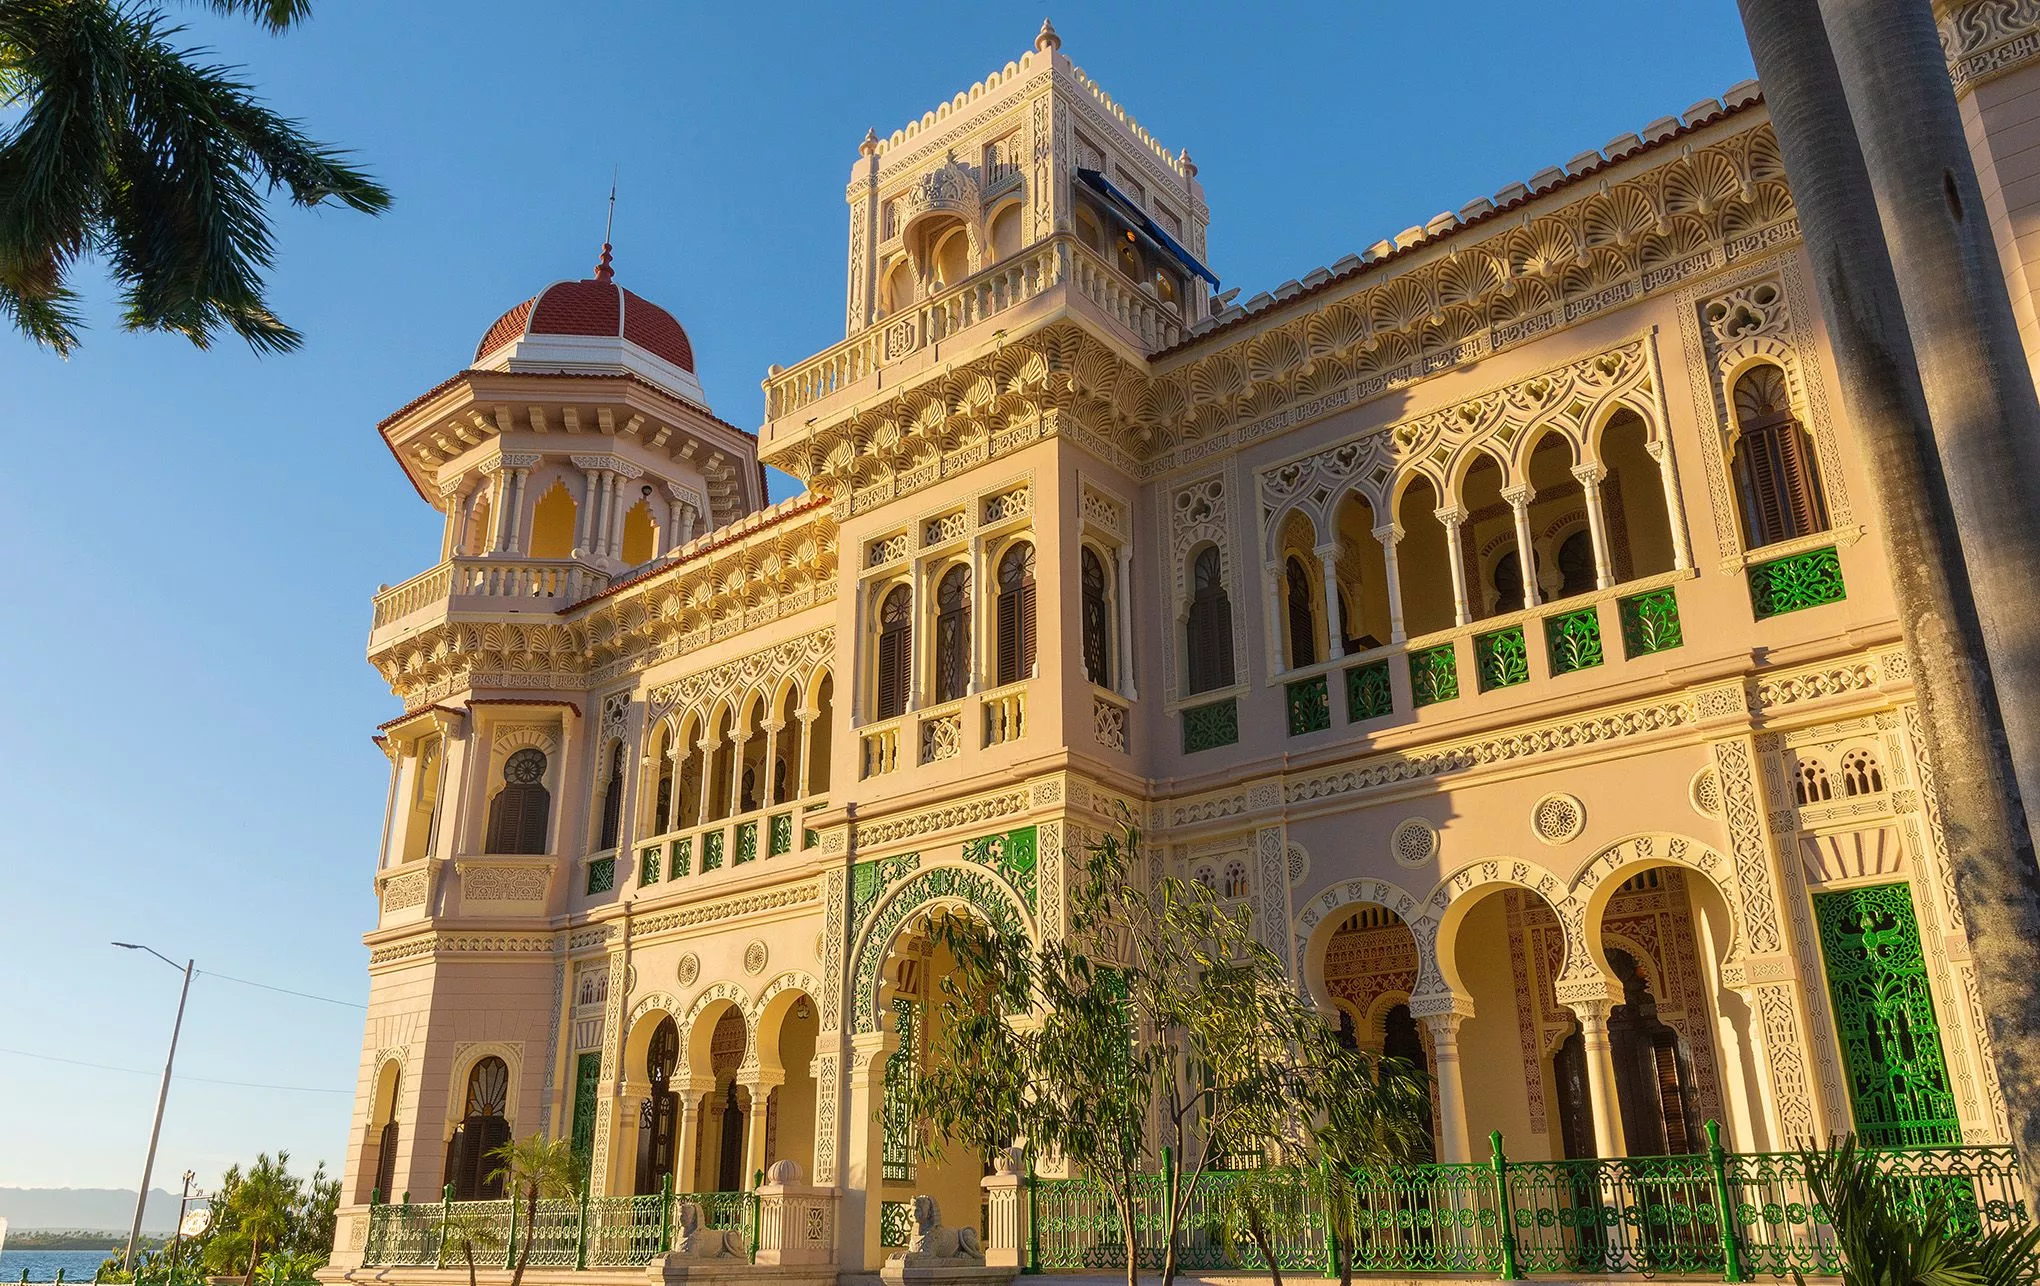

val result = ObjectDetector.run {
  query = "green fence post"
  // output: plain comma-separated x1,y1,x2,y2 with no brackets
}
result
575,1182,591,1270
437,1183,453,1268
1162,1146,1177,1272
1490,1131,1520,1283
659,1173,674,1254
1705,1120,1747,1283
1320,1159,1339,1279
1024,1153,1041,1275
504,1194,519,1270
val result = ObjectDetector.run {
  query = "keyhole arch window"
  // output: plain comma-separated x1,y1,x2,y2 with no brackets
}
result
933,564,971,704
1730,362,1830,549
1080,544,1112,689
1185,545,1235,695
1796,757,1834,805
1285,556,1319,669
485,748,551,855
446,1055,512,1200
596,741,626,851
1840,748,1885,796
996,541,1038,686
874,584,913,721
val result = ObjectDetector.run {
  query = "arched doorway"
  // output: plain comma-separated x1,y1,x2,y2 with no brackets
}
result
445,1056,511,1200
755,986,820,1177
634,1017,681,1194
358,1061,402,1203
688,1005,751,1193
1316,904,1435,1156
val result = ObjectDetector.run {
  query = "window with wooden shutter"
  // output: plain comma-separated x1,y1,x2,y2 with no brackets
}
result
485,748,551,855
597,742,624,850
1081,546,1111,688
1285,556,1318,669
934,565,971,703
997,543,1037,685
1186,547,1235,694
1732,364,1829,547
876,585,911,720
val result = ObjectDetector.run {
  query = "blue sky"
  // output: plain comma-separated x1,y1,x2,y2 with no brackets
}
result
0,1,1755,1191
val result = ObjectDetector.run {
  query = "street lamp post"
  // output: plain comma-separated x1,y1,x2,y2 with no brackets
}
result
115,943,195,1271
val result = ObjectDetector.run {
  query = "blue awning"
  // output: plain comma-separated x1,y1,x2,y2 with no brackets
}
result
1075,167,1220,289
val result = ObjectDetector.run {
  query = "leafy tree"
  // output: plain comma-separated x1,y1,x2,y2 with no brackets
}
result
441,1207,506,1286
1794,1135,2040,1286
1302,1036,1432,1286
0,0,390,355
487,1133,583,1286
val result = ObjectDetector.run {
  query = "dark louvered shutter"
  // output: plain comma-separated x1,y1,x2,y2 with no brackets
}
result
1285,557,1317,668
1081,547,1111,688
997,544,1037,685
876,586,911,719
373,1120,398,1201
1733,364,1829,548
1186,547,1235,694
597,745,624,850
935,566,970,702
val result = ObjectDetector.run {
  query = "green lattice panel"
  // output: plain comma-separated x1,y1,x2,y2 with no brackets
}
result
769,812,792,856
669,837,691,880
1544,606,1605,675
1409,643,1460,706
1749,545,1846,619
585,856,615,895
570,1051,600,1174
1181,697,1239,753
702,829,724,870
1618,586,1683,657
1286,675,1330,736
1345,659,1393,722
1815,883,1961,1146
735,820,758,864
639,847,661,886
1474,626,1529,691
881,996,919,1181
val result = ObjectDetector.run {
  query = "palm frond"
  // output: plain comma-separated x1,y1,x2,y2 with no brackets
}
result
190,0,313,34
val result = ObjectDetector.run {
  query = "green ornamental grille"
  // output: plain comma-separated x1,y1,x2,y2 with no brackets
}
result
669,837,691,880
1345,659,1393,722
585,856,615,895
639,847,661,886
736,820,758,864
1618,587,1684,657
1749,545,1846,619
1181,697,1239,753
702,829,724,870
769,813,792,856
1286,675,1330,736
1815,883,1961,1147
1474,626,1530,691
570,1051,600,1173
1545,606,1605,675
1409,643,1460,706
879,1200,915,1249
881,996,919,1181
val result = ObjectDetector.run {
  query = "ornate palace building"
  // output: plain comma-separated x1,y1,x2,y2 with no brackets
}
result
327,9,2040,1278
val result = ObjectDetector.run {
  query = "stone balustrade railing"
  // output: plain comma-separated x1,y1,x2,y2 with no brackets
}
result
372,556,613,631
763,233,1186,424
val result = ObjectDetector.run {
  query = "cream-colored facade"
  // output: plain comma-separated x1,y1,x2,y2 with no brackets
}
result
328,12,2040,1277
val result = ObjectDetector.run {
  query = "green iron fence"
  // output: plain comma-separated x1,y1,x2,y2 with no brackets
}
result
1025,1126,2027,1280
361,1180,757,1270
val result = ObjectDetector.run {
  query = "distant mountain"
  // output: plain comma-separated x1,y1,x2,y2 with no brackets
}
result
0,1189,179,1235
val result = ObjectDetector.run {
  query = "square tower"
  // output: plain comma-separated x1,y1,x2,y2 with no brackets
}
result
840,21,1213,338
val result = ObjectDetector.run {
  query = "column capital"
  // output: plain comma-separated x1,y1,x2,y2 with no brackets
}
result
1372,521,1406,545
1566,997,1614,1028
1643,437,1669,463
1571,462,1608,487
1408,992,1474,1023
1500,483,1537,509
1434,504,1468,528
1312,540,1342,560
762,720,786,736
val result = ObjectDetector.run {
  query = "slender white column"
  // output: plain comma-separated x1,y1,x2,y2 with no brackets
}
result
1570,1000,1628,1158
967,535,987,693
796,710,816,798
1435,506,1471,626
666,498,687,555
697,737,721,823
1315,541,1345,660
575,471,598,556
1501,484,1541,608
489,469,514,553
505,468,531,555
1373,522,1407,644
761,720,783,807
1644,438,1694,571
1419,1012,1473,1164
1115,544,1137,699
1262,561,1286,673
602,473,623,559
1573,463,1616,590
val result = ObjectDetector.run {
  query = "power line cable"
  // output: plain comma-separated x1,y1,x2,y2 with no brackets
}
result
0,1046,351,1094
195,969,364,1009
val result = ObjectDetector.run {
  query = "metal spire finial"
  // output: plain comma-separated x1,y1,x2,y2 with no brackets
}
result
595,168,617,283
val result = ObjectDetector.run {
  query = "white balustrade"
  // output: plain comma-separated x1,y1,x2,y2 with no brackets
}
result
370,557,611,633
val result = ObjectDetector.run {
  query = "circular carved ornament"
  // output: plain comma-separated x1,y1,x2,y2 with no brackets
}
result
675,953,700,987
1390,819,1438,868
1532,793,1587,845
503,747,546,784
1690,767,1722,818
814,933,826,961
1286,844,1308,887
743,941,769,975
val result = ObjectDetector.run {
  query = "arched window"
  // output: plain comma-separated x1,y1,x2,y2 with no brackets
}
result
597,742,625,851
1081,547,1112,688
1193,866,1217,894
875,586,912,721
996,543,1038,686
366,1066,401,1203
485,749,550,855
1557,529,1597,599
1796,758,1834,805
1840,749,1885,796
635,1018,681,1195
934,565,971,704
1221,861,1249,900
1732,364,1829,548
446,1056,511,1200
1186,547,1235,694
1285,556,1318,668
1492,550,1530,615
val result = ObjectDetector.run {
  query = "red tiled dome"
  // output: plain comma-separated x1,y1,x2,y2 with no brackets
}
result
475,272,695,372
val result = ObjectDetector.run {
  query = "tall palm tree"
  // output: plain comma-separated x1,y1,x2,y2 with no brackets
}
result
0,0,390,355
232,1152,297,1286
488,1134,583,1286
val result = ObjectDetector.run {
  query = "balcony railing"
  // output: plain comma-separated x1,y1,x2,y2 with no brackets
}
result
627,799,823,898
372,556,612,631
763,233,1187,423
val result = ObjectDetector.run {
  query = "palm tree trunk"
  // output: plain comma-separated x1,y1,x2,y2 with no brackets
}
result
1246,1202,1282,1286
1738,0,2040,1212
512,1185,538,1286
464,1239,477,1286
242,1234,260,1286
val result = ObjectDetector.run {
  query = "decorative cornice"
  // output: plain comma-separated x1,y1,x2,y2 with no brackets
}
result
1938,0,2040,95
367,930,556,969
632,882,821,938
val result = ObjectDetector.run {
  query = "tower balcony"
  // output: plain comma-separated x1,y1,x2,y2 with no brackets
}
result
368,554,611,650
760,231,1185,440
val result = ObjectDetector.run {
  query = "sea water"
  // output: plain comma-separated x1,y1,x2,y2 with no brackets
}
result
0,1249,119,1282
